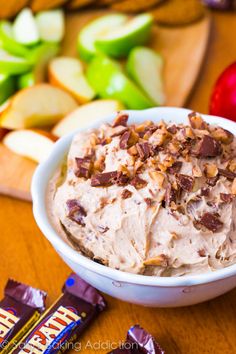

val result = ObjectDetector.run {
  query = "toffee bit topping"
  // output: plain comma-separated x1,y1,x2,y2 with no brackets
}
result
130,176,147,190
120,130,139,149
176,174,194,192
218,168,236,180
197,135,222,157
167,124,177,134
144,254,169,267
121,189,132,199
206,175,219,186
211,127,234,145
201,187,210,197
232,178,236,195
66,199,87,227
144,197,154,207
165,183,177,207
75,157,93,179
167,161,182,174
110,125,128,137
97,225,109,233
220,193,234,203
136,142,152,161
199,212,223,232
188,111,208,130
91,171,129,187
112,113,129,127
204,163,218,178
198,249,207,257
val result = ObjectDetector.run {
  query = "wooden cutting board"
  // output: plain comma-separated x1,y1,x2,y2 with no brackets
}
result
0,10,211,202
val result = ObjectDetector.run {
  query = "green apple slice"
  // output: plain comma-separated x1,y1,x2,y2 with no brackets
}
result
13,8,40,46
0,49,32,75
77,14,128,62
18,43,60,89
17,72,35,89
95,13,153,58
36,9,65,42
126,46,165,106
0,21,31,57
86,55,154,109
0,74,15,104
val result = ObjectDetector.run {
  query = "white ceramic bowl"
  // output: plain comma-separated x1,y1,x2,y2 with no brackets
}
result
32,107,236,307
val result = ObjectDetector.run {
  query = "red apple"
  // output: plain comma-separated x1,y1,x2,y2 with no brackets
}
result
209,62,236,121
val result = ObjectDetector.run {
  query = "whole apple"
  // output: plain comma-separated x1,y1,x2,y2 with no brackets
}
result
209,62,236,121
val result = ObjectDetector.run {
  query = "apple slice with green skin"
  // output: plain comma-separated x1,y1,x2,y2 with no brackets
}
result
77,14,128,62
36,9,65,43
95,13,153,58
13,8,40,46
0,49,32,75
0,21,31,57
49,56,95,103
52,99,124,137
126,46,165,106
0,74,15,104
17,72,35,89
17,43,60,89
3,129,57,163
86,55,154,109
0,83,78,129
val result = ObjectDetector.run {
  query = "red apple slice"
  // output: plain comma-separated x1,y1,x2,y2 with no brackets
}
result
3,129,57,163
48,56,95,103
0,83,78,129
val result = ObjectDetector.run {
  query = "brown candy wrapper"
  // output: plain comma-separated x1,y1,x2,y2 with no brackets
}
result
0,280,46,354
109,325,164,354
11,273,106,354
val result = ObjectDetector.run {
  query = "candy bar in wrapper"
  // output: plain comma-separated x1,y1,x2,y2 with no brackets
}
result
0,280,46,354
109,325,164,354
11,273,106,354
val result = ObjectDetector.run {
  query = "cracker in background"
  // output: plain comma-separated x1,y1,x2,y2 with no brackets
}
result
66,0,96,10
0,0,29,19
111,0,164,12
151,0,206,26
30,0,69,12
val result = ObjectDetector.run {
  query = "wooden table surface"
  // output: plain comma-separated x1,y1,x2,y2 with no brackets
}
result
1,10,236,354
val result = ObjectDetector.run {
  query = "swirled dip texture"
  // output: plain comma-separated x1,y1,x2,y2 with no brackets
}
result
48,112,236,276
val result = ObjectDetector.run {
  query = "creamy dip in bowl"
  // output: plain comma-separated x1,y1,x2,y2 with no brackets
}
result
32,107,236,307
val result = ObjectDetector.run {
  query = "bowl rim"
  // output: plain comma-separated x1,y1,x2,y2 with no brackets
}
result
31,107,236,287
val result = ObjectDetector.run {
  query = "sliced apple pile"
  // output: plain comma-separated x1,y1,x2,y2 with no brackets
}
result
36,9,65,43
78,14,128,61
0,74,15,105
0,21,31,57
0,48,32,75
53,99,124,137
0,84,78,129
0,8,65,102
95,14,153,58
3,129,57,163
86,55,154,110
17,42,60,89
126,47,165,106
48,57,95,103
13,8,40,46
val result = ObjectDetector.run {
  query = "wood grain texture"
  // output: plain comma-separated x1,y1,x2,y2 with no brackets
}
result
30,0,69,12
0,12,236,353
0,10,210,201
0,0,29,19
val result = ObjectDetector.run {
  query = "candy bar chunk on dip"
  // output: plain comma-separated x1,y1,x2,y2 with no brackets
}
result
47,111,236,277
